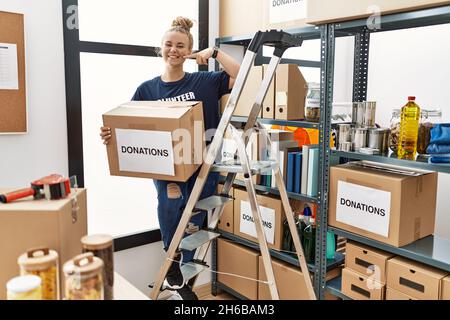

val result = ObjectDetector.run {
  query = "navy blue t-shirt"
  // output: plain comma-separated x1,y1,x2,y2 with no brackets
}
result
132,71,231,132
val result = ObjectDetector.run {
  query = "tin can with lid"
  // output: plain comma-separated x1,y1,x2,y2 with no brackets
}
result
18,247,59,300
354,128,368,151
63,252,104,300
81,234,114,300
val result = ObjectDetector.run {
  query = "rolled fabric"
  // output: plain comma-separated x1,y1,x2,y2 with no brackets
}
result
426,143,450,154
429,124,450,145
428,153,450,164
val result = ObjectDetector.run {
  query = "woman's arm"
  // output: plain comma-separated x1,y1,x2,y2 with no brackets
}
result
184,48,240,89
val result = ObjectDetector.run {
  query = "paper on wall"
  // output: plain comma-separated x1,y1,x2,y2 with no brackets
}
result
0,43,19,90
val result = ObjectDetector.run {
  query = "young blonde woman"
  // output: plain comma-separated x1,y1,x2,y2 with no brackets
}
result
101,17,240,299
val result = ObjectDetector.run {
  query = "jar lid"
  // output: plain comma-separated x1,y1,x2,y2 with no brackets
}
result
18,247,58,270
81,234,113,250
63,252,104,276
7,275,41,293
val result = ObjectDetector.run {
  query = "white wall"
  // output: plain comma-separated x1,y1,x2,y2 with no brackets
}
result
0,0,68,187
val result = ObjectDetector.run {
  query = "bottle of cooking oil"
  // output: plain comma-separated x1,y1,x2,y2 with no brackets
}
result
398,96,421,159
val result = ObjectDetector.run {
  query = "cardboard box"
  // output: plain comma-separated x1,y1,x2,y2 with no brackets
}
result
220,94,230,115
103,101,205,182
387,256,448,300
262,65,276,119
217,238,259,300
233,66,263,118
275,64,307,120
342,267,385,300
329,162,438,247
217,184,234,234
345,241,395,284
441,276,450,300
262,0,311,31
386,287,417,300
0,188,87,300
258,256,311,300
307,0,450,25
233,188,285,250
219,0,262,38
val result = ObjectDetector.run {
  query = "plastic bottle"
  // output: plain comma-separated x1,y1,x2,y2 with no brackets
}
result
398,96,421,159
302,217,316,264
326,231,336,260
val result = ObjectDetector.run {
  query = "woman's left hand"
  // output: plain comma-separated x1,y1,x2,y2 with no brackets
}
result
183,48,214,65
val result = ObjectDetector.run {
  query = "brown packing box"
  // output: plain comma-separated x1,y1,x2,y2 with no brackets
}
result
219,0,262,38
103,101,205,182
441,276,450,300
341,268,385,300
233,188,285,250
217,184,234,234
307,0,450,25
386,287,417,300
258,256,310,300
275,64,307,120
345,241,395,284
0,188,87,300
231,66,263,118
217,238,259,300
387,256,448,300
262,0,311,31
329,162,438,247
262,65,275,119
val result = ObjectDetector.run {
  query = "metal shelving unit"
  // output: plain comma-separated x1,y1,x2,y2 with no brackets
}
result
321,5,450,299
326,276,352,300
211,25,333,300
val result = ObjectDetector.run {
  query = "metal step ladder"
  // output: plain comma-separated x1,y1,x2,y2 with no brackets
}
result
150,30,316,300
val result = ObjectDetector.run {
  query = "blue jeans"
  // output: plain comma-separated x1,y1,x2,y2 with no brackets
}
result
153,170,219,264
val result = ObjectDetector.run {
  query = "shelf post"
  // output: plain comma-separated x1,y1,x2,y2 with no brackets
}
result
352,28,370,102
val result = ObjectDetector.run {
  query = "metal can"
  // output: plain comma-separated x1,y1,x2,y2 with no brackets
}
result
368,128,384,152
355,102,365,127
338,124,351,144
354,128,368,151
363,101,377,127
339,142,352,152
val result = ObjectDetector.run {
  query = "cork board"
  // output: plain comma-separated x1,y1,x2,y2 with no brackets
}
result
0,11,26,134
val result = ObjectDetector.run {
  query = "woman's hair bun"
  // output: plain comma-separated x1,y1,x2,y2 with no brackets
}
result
171,16,194,31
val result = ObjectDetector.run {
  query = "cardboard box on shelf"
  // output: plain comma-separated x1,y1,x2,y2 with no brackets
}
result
0,188,87,300
103,101,205,182
307,0,450,25
262,0,311,31
386,287,417,300
217,184,234,234
220,94,230,115
233,188,285,250
345,241,395,284
232,66,263,118
262,65,276,119
275,64,307,120
219,0,262,38
387,256,448,300
329,161,438,247
341,267,385,300
258,256,311,300
441,276,450,300
217,238,259,300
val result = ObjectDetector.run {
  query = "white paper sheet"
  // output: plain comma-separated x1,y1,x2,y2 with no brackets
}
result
0,43,19,90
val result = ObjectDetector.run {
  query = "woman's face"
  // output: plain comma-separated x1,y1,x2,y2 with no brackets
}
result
162,31,191,67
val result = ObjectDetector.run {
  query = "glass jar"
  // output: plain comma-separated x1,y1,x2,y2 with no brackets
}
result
305,83,320,122
63,252,104,300
81,234,114,300
18,247,59,300
7,275,42,300
417,109,442,154
389,109,401,153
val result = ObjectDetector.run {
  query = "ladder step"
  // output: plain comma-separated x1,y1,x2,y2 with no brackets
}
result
211,161,276,174
180,263,208,282
194,195,232,211
179,230,220,251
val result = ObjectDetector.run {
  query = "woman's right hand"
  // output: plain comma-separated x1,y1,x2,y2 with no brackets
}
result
100,126,112,145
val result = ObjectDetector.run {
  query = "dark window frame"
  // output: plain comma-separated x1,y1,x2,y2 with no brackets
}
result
62,0,209,251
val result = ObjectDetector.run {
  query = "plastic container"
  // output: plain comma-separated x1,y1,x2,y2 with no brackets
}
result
81,234,114,300
63,252,104,300
398,96,421,159
302,218,316,264
389,109,401,153
7,275,42,300
326,232,336,260
18,247,59,300
417,109,442,154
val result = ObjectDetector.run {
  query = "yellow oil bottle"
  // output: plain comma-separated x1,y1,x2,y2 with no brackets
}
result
398,96,421,159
